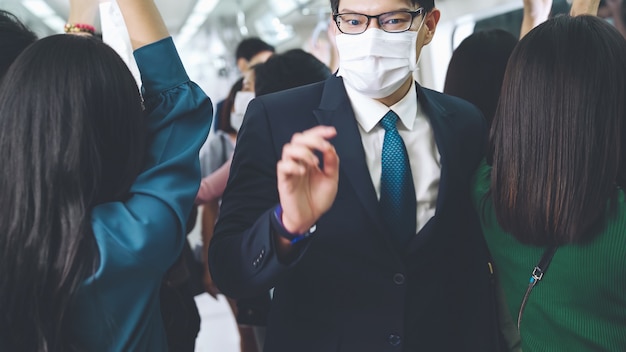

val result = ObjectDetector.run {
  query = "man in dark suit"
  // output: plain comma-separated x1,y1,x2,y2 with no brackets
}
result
209,0,497,351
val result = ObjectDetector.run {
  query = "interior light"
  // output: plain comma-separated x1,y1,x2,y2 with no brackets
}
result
21,0,65,33
254,13,295,46
175,0,219,47
269,0,298,17
194,0,219,15
22,0,55,17
42,16,66,31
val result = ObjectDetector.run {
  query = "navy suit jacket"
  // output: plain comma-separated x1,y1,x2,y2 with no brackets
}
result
210,75,497,352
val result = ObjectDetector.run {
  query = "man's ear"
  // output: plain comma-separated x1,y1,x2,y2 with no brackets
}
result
329,14,340,35
422,8,441,46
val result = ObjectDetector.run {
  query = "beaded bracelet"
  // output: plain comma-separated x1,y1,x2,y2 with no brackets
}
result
64,23,96,35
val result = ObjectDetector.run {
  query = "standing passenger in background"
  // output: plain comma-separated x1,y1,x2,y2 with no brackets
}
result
0,0,212,350
198,77,263,352
254,49,332,97
472,13,626,352
443,29,517,126
0,10,37,78
235,37,276,74
199,78,246,179
212,37,275,130
209,0,498,350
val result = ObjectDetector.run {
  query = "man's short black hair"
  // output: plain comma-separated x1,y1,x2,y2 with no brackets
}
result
254,49,331,97
235,37,275,61
330,0,434,14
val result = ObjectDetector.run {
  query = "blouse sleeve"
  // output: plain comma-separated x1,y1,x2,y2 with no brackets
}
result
91,37,212,272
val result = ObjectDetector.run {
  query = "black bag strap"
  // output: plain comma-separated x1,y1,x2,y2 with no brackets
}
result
486,259,507,351
517,246,557,329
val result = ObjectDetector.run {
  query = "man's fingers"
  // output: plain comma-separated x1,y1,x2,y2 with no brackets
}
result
279,126,337,175
277,159,307,178
321,144,340,177
289,126,336,152
281,144,320,168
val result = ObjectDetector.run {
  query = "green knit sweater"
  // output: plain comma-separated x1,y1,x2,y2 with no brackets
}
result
472,160,626,352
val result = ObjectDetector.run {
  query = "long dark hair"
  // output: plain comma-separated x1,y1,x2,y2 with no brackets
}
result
444,29,517,126
489,15,626,245
330,0,434,13
0,34,147,351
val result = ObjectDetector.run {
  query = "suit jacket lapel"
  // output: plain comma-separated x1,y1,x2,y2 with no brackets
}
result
312,78,459,254
313,77,388,237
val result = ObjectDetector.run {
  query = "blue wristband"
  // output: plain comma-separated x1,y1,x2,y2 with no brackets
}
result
273,205,316,244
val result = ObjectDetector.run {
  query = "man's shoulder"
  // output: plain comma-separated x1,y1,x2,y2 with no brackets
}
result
419,87,486,135
419,87,487,162
243,79,332,137
421,87,483,117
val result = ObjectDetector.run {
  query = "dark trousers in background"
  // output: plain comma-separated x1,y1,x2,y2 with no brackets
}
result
161,240,201,352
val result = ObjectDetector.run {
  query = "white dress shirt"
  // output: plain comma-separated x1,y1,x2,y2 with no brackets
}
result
343,80,441,234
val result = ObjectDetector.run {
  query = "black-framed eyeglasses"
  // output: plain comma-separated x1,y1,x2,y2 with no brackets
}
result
333,8,425,35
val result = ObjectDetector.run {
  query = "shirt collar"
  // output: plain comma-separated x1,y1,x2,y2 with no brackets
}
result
344,80,418,133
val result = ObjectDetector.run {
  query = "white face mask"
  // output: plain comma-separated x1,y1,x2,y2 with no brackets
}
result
335,24,423,99
231,91,255,131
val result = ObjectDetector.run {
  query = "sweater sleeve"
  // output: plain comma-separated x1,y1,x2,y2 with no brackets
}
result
195,157,232,204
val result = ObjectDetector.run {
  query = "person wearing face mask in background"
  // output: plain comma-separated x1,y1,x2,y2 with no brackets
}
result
231,89,254,132
198,77,253,180
195,76,261,352
209,0,498,351
212,38,275,132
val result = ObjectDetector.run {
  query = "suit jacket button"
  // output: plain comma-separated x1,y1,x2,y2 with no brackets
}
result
393,273,405,285
388,334,402,347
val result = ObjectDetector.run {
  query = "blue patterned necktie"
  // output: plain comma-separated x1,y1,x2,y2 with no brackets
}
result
379,110,417,247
